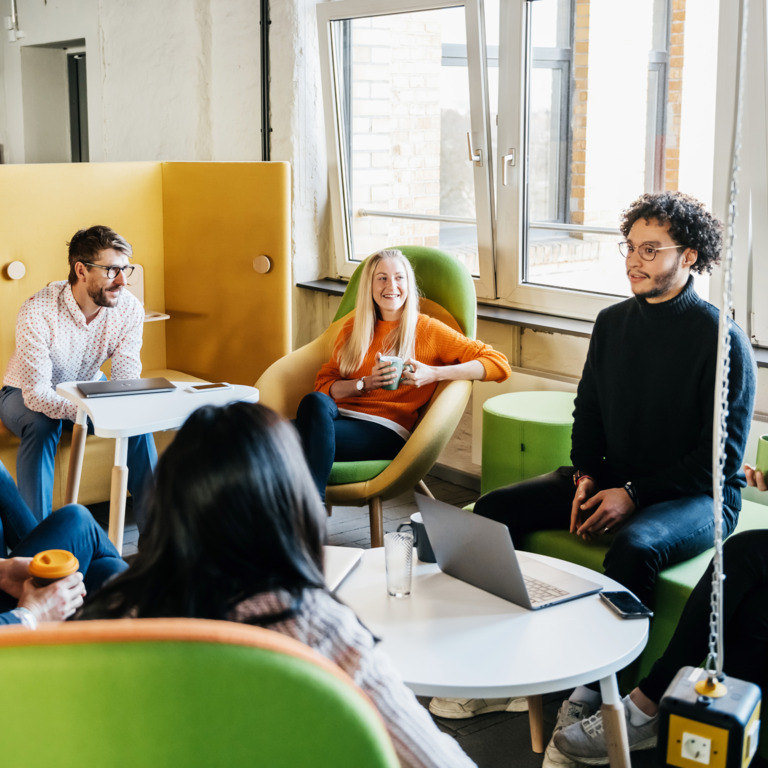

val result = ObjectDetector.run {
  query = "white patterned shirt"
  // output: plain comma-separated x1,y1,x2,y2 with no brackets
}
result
3,281,144,422
231,588,477,768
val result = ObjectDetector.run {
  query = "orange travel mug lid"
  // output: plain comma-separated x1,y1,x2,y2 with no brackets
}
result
29,550,79,580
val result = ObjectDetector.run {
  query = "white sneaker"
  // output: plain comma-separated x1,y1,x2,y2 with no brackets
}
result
428,696,528,719
542,699,594,768
553,703,658,766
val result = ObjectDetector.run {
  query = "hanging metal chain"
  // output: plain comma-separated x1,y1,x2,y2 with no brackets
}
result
706,0,749,681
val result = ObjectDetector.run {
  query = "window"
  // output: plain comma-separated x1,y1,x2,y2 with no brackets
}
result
318,0,762,332
317,0,496,297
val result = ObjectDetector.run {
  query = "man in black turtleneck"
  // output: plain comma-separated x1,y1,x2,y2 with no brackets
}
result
472,191,756,609
431,191,757,758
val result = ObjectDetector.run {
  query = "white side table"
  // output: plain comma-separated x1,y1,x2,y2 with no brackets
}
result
56,381,259,551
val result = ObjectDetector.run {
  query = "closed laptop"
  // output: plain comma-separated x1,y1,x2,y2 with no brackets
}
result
77,377,176,398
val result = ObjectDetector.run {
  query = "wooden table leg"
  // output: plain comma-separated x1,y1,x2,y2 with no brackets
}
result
527,694,545,753
369,497,384,548
416,479,435,499
108,437,129,553
64,414,88,504
599,675,631,768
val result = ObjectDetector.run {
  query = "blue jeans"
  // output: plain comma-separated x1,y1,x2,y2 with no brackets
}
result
0,385,157,526
294,392,406,502
474,466,738,607
0,460,127,622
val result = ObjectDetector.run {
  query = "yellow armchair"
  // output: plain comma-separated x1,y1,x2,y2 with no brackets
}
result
256,246,477,547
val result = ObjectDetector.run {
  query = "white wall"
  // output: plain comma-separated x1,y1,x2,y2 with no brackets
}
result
270,0,332,343
2,0,262,163
2,0,98,163
21,46,70,162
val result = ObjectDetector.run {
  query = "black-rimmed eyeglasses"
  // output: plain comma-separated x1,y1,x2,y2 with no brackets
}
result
82,262,136,279
617,242,683,262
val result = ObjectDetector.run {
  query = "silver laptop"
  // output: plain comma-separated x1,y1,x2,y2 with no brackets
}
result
415,494,603,610
77,377,176,398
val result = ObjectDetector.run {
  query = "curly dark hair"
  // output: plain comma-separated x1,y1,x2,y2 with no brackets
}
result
619,191,722,274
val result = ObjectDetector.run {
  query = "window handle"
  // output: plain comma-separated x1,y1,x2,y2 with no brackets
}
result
502,149,516,186
466,132,483,167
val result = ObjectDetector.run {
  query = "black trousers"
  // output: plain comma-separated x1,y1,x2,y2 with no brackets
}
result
639,530,768,703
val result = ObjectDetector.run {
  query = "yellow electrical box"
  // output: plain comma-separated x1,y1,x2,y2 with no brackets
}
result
659,666,761,768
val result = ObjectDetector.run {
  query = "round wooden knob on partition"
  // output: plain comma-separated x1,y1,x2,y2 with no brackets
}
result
4,260,26,280
252,255,272,274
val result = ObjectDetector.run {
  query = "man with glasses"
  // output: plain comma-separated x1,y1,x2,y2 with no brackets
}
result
430,192,756,759
0,225,157,524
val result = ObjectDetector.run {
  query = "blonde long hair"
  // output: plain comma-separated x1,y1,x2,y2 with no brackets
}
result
338,249,420,377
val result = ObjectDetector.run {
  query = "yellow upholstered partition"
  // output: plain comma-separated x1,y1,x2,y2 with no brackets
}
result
0,161,292,508
162,162,292,385
0,163,168,378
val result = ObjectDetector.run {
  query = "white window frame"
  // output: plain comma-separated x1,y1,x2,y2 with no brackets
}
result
318,0,767,336
711,0,768,349
495,0,656,320
316,0,497,299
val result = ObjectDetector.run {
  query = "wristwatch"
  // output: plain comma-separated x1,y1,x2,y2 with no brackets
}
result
623,481,639,508
355,377,366,393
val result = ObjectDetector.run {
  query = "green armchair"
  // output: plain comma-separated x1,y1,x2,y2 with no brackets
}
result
256,246,477,547
0,618,399,767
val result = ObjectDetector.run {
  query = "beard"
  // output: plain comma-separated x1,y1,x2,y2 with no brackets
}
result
631,261,685,301
88,283,121,308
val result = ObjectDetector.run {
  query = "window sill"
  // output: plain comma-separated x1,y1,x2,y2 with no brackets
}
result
297,279,768,365
297,279,594,337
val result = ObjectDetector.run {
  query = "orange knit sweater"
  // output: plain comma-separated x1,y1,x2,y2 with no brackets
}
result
315,314,511,432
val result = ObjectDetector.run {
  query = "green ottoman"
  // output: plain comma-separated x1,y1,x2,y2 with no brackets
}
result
481,391,576,494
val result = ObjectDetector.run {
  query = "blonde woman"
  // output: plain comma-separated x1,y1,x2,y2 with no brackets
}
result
294,249,511,501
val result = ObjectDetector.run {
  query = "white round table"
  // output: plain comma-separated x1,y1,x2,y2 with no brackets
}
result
338,548,648,767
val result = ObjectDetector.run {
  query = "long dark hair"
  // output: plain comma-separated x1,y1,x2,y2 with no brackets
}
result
79,402,327,620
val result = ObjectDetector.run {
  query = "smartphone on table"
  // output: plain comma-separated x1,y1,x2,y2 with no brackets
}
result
185,382,233,393
599,590,653,619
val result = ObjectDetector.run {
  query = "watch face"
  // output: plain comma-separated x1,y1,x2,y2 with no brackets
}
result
356,379,364,390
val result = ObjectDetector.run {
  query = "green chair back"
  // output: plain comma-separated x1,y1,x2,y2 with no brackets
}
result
0,621,399,768
328,246,477,491
333,246,477,339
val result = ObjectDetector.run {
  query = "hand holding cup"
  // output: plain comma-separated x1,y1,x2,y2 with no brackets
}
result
378,355,405,390
17,549,85,623
746,436,768,492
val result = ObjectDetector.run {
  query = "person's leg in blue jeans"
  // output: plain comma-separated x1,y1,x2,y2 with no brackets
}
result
126,432,158,532
0,459,39,554
602,495,737,607
0,386,62,521
294,392,405,502
476,471,735,607
9,504,127,595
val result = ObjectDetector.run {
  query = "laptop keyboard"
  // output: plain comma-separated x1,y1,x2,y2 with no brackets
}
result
524,575,569,604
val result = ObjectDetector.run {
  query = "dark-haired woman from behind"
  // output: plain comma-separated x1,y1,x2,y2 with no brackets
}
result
79,402,475,768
